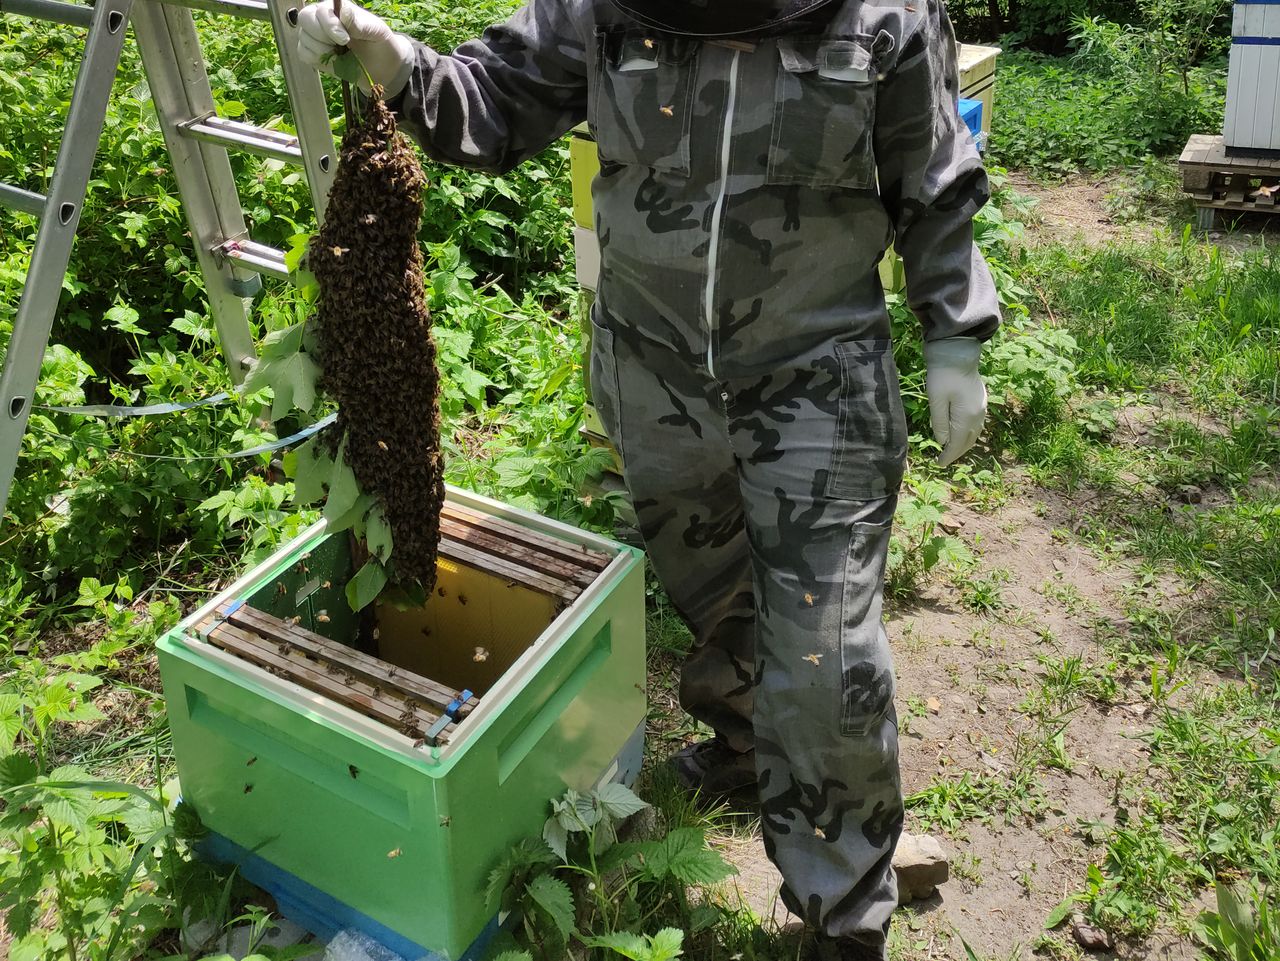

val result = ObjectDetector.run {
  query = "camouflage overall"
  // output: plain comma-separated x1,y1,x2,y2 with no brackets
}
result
386,0,1000,946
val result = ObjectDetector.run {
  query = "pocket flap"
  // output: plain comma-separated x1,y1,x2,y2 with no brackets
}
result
617,35,662,71
778,37,873,80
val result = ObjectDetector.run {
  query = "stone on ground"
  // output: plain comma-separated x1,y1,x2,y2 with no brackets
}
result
718,831,951,921
893,832,950,903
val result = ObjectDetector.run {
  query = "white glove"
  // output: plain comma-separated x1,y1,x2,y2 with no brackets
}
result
296,0,415,96
923,337,988,467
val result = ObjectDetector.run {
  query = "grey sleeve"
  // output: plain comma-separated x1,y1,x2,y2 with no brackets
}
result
386,0,590,174
872,0,1000,343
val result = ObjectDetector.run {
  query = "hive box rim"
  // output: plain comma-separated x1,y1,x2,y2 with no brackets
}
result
159,483,643,774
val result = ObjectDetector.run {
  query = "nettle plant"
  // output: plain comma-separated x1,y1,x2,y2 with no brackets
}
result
487,784,735,961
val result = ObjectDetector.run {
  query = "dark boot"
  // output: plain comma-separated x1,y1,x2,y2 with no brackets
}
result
809,934,886,961
668,736,758,803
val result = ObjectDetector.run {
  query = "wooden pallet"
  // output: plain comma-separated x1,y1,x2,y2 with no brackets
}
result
198,603,477,746
1180,134,1280,230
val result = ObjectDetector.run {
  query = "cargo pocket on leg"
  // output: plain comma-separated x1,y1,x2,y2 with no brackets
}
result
839,518,895,737
827,340,907,501
588,315,625,457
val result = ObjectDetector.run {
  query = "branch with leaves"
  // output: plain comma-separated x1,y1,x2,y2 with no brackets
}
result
486,784,735,961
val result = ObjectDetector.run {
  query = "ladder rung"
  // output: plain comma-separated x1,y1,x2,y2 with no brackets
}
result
218,239,290,281
180,116,303,164
160,0,271,21
0,183,47,217
0,0,94,27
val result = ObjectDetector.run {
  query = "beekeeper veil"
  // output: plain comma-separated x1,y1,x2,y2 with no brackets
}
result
609,0,843,38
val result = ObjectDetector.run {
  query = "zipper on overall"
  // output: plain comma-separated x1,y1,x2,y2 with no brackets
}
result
703,48,742,380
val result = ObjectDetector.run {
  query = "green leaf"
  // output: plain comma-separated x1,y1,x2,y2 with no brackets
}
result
571,790,602,829
323,440,361,526
75,576,112,606
1044,895,1078,929
42,791,92,830
244,349,319,422
586,932,647,959
263,947,322,961
526,874,575,941
0,752,37,790
365,505,394,563
287,437,335,506
496,456,540,491
173,799,208,841
1211,801,1240,820
543,816,568,861
648,928,685,961
328,493,375,537
432,326,474,364
688,904,721,934
284,232,312,274
490,953,533,961
345,559,387,612
1215,883,1254,947
105,303,144,335
583,931,648,960
596,782,649,821
330,50,366,86
643,827,735,885
455,366,494,405
0,694,24,754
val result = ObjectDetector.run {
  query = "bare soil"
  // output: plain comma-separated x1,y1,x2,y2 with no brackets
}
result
1008,169,1280,253
1009,172,1141,246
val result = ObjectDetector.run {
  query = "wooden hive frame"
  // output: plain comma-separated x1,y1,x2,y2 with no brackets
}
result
198,505,614,746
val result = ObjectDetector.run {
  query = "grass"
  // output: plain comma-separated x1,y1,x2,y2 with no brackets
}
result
1013,232,1280,670
942,223,1280,946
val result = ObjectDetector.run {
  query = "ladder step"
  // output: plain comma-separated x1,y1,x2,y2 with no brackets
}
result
0,183,47,217
180,115,304,164
1,0,95,27
218,239,291,281
159,0,271,21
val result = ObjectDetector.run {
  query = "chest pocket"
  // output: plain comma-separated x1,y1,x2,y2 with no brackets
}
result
592,29,701,175
768,37,878,190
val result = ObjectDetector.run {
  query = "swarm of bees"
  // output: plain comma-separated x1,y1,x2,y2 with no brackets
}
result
308,93,445,591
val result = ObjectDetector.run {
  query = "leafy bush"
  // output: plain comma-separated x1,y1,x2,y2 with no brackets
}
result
946,0,1134,47
990,5,1228,173
488,784,733,961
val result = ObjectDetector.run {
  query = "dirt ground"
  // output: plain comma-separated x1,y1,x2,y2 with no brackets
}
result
1008,172,1139,245
1007,168,1280,251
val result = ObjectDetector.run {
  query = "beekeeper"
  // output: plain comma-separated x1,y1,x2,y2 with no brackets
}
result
297,0,999,956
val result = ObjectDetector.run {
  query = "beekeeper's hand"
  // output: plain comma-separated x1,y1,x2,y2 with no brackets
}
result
924,337,988,467
296,0,414,95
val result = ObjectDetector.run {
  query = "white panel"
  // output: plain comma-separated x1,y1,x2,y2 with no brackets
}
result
1266,3,1280,34
1265,48,1280,150
1225,44,1245,143
1230,45,1261,147
1247,45,1264,149
1242,3,1264,35
574,226,600,292
1232,1,1246,35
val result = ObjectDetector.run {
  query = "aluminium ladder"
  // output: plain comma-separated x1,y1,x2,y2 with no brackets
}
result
0,0,338,519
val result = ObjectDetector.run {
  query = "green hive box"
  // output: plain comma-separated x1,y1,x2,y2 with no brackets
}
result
159,486,647,959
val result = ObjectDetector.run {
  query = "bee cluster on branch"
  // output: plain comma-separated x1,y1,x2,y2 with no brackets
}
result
308,93,445,592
